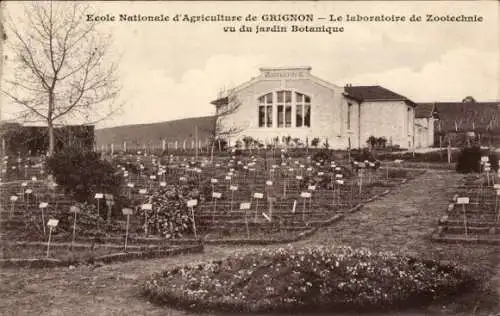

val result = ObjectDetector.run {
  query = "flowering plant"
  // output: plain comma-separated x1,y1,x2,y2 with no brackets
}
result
143,245,474,313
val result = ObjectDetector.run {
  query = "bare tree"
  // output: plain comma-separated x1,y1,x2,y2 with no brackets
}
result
214,89,244,140
205,88,245,162
206,88,243,153
2,2,122,156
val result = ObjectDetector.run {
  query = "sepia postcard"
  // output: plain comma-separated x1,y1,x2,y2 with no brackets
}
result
0,1,499,316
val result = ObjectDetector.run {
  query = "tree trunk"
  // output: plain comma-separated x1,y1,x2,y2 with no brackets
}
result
48,121,55,156
47,91,55,156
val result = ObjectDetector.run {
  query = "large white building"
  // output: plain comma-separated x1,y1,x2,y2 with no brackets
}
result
211,66,425,149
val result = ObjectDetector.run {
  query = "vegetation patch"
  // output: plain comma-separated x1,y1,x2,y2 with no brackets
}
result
142,245,475,313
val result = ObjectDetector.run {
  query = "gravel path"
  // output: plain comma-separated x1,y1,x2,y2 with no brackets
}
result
1,171,498,316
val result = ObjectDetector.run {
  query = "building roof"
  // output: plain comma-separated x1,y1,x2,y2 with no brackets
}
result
432,101,500,133
415,103,439,119
343,85,417,106
210,97,228,107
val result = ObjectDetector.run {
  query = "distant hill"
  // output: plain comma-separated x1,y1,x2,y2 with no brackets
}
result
95,116,216,147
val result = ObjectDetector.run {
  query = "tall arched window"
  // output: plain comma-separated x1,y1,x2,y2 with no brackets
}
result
257,91,311,128
295,92,311,127
258,93,273,127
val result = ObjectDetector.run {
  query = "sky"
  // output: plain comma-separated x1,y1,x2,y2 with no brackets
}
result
1,1,499,128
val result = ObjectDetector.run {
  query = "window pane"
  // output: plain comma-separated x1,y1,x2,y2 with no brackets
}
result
277,91,284,103
277,105,284,127
258,95,265,104
266,106,273,127
296,93,303,103
285,106,292,127
285,91,292,103
266,93,273,104
259,106,265,127
304,105,311,127
296,105,303,127
305,95,311,103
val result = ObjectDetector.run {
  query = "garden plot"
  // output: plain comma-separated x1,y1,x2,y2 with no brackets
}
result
435,171,500,243
110,154,421,242
1,152,421,251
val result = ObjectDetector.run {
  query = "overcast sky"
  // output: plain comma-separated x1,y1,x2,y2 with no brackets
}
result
2,1,499,128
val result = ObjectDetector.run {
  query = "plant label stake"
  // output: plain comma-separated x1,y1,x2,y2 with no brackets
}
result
253,193,264,222
105,194,115,225
457,197,469,238
9,195,18,217
267,196,276,222
229,185,238,212
95,193,104,217
240,202,251,238
300,192,312,221
149,175,156,190
46,219,59,257
266,180,273,202
210,177,218,192
187,199,198,238
127,183,134,199
39,202,48,236
296,175,303,189
122,208,133,252
70,206,80,251
21,182,27,201
358,169,364,195
292,200,297,213
25,189,33,207
141,203,153,237
212,192,222,223
336,179,344,205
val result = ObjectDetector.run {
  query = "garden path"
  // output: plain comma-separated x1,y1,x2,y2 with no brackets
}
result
1,170,499,316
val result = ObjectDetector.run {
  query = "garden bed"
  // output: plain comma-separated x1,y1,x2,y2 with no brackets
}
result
0,242,204,268
142,245,476,313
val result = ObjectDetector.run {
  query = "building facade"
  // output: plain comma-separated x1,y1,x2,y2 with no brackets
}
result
414,103,439,148
211,66,419,149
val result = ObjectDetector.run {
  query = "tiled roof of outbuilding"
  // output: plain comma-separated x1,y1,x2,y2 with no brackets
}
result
415,103,439,118
343,85,416,106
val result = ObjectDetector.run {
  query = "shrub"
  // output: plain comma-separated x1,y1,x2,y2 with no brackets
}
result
46,148,123,204
312,149,335,163
367,135,377,148
311,137,320,148
352,148,377,162
456,146,482,173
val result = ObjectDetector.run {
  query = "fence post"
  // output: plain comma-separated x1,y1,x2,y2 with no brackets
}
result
175,140,178,150
123,141,127,153
162,139,166,151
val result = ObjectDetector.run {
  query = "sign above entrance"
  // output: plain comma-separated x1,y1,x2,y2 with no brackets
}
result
260,67,311,79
